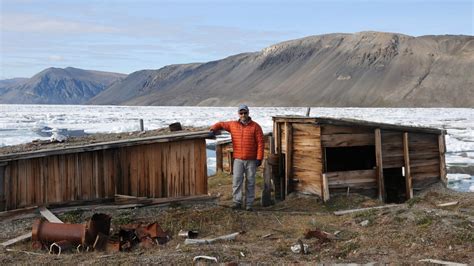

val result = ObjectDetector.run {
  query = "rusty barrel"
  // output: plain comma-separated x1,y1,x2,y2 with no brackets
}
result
32,219,87,245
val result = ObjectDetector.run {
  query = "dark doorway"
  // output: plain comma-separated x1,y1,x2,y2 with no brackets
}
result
325,146,376,172
383,167,406,203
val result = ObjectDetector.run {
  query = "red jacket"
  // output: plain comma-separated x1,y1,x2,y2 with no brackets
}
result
211,119,264,160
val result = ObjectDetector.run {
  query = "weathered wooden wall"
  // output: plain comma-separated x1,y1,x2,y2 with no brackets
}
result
408,133,441,189
272,116,446,202
0,138,208,211
320,125,377,195
291,123,323,196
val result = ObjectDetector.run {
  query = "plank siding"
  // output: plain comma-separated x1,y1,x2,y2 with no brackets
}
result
0,137,208,211
291,124,323,196
408,133,440,189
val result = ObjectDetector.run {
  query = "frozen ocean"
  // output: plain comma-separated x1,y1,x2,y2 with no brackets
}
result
0,104,473,192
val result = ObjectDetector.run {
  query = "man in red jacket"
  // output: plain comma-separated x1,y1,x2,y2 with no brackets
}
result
210,104,265,211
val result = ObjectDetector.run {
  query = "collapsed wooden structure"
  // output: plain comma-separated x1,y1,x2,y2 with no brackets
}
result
0,131,211,211
271,116,447,203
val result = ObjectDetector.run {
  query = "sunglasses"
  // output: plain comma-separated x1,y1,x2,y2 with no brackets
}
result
239,112,248,115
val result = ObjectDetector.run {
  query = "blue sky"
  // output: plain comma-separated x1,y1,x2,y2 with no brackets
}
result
1,0,473,79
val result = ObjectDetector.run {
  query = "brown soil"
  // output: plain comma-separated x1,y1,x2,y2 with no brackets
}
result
1,171,473,264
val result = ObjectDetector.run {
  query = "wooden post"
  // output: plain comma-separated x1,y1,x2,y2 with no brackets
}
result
438,133,447,186
0,165,4,211
276,122,284,200
305,107,311,117
216,144,223,173
285,122,292,197
269,136,275,155
139,119,144,131
322,174,330,202
374,128,385,202
403,132,413,199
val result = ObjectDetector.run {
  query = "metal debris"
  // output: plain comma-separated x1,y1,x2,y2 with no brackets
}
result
178,230,199,239
291,239,309,254
49,240,72,256
304,229,331,242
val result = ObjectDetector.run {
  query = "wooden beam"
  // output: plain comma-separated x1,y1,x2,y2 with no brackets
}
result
0,131,212,162
216,144,223,173
333,204,401,215
39,206,63,223
276,122,284,200
285,122,293,197
374,128,385,202
438,133,447,186
403,132,413,200
322,174,330,202
0,232,32,247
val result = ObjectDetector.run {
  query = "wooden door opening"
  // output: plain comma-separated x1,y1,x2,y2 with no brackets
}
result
383,167,406,203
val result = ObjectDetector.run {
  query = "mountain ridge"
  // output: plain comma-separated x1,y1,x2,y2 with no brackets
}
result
2,31,473,107
0,67,126,104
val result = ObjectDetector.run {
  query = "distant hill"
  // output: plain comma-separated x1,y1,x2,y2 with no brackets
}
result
0,67,126,104
89,31,474,107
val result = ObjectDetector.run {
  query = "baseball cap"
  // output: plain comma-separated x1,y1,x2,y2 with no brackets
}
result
238,104,249,112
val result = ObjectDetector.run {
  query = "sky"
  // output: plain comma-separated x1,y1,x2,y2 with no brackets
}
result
0,0,473,79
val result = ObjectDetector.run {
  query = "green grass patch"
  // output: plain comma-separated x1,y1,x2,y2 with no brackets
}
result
59,210,83,223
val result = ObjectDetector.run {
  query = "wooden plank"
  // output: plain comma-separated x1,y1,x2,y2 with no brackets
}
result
403,132,413,200
322,174,329,202
333,204,400,215
0,131,212,162
438,133,447,185
277,122,284,200
0,233,31,247
321,133,374,147
285,122,292,197
39,206,63,223
325,169,377,189
321,125,373,135
18,160,26,207
375,128,385,201
4,165,10,211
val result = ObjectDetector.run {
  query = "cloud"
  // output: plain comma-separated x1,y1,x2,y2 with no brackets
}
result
48,55,64,62
1,14,119,34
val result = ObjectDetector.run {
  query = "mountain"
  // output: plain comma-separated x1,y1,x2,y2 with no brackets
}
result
90,31,474,107
0,67,126,104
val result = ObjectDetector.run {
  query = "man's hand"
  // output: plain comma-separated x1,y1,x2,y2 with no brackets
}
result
209,129,216,137
256,160,262,167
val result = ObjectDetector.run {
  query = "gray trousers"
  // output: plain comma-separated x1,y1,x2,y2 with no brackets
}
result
233,159,257,207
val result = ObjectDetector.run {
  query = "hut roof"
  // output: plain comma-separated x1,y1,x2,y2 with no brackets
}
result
0,130,212,162
272,116,446,134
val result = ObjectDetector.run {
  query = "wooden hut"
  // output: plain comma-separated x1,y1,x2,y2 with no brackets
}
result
0,131,210,211
272,116,447,203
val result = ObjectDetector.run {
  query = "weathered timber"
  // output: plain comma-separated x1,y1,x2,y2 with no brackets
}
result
333,204,401,215
321,133,374,147
0,133,210,211
285,122,293,197
375,128,385,201
403,132,413,199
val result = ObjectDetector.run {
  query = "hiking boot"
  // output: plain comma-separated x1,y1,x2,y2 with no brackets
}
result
231,203,241,210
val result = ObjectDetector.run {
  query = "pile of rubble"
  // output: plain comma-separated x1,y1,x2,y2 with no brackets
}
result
31,213,171,254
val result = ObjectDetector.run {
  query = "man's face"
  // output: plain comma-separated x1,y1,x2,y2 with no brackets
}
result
238,110,249,120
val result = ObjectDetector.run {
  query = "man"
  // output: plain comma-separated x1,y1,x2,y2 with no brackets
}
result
210,104,264,211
